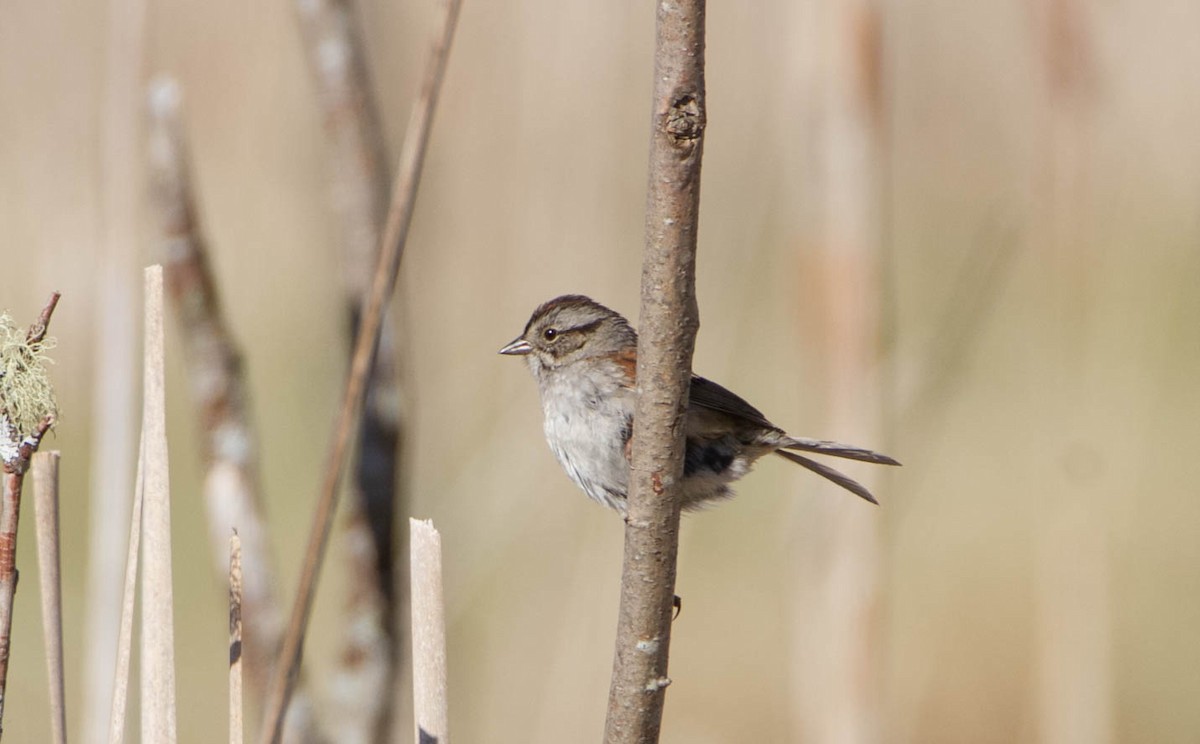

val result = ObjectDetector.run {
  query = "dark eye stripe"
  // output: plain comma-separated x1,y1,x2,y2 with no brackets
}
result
564,318,604,335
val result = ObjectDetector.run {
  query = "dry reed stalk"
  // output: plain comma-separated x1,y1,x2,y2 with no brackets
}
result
294,2,405,738
86,0,146,738
293,0,391,290
789,1,886,742
603,1,706,741
1035,498,1111,744
231,531,244,744
409,519,447,744
147,78,324,744
259,0,463,740
107,432,145,744
139,266,177,744
0,292,61,739
33,451,66,744
1030,3,1110,742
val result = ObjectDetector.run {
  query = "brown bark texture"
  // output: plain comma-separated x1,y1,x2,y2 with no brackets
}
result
603,2,706,743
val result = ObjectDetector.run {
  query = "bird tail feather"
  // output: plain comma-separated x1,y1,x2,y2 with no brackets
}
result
780,437,900,466
776,449,883,505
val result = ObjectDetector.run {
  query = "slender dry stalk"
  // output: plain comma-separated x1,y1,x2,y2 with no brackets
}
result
259,0,463,740
33,451,66,744
790,1,886,742
294,2,405,738
87,0,146,738
147,77,324,744
139,266,177,744
231,530,244,744
0,292,61,739
294,0,391,284
1030,3,1110,743
409,519,447,744
603,2,706,741
107,432,145,744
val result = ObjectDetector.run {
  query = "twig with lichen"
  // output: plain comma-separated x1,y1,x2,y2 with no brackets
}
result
0,291,61,738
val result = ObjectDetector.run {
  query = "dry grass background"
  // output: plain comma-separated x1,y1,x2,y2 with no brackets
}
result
1,0,1199,742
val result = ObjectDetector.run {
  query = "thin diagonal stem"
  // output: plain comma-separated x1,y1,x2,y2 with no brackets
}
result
258,1,463,740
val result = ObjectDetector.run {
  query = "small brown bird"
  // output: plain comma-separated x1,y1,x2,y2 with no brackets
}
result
500,295,898,514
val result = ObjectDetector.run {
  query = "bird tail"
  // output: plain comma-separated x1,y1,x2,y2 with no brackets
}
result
775,439,900,505
780,437,900,466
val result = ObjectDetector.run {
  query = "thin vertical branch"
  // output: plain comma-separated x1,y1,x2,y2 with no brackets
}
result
231,531,245,744
147,78,324,744
409,519,448,744
603,1,706,742
87,0,146,737
139,266,177,744
107,433,145,744
259,0,463,740
294,2,406,738
33,451,67,744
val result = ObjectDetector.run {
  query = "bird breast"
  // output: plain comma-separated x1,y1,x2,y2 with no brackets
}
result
536,361,634,511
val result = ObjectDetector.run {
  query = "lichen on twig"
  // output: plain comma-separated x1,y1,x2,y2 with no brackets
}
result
0,314,57,426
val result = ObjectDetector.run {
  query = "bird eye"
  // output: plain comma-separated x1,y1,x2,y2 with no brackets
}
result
543,328,558,341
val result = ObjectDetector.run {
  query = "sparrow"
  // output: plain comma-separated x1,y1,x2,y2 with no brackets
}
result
499,295,898,514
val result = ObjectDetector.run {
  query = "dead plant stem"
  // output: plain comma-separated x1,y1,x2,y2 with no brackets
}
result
258,1,463,740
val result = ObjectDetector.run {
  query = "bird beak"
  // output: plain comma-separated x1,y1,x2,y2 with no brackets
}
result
498,337,533,356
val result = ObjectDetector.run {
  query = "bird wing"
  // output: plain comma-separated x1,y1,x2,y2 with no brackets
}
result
687,375,778,432
690,377,900,465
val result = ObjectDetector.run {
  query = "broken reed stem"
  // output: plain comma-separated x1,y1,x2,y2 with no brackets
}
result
33,451,66,744
230,531,244,744
139,265,177,744
107,432,146,744
603,1,707,742
294,1,405,737
259,0,463,740
147,79,325,744
409,519,448,744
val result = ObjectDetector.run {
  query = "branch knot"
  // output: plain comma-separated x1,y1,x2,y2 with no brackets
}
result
664,95,704,142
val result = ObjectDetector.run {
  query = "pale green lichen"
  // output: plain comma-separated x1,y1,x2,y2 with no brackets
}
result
0,312,57,436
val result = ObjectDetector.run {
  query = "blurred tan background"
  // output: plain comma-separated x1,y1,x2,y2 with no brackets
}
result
2,0,1199,742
